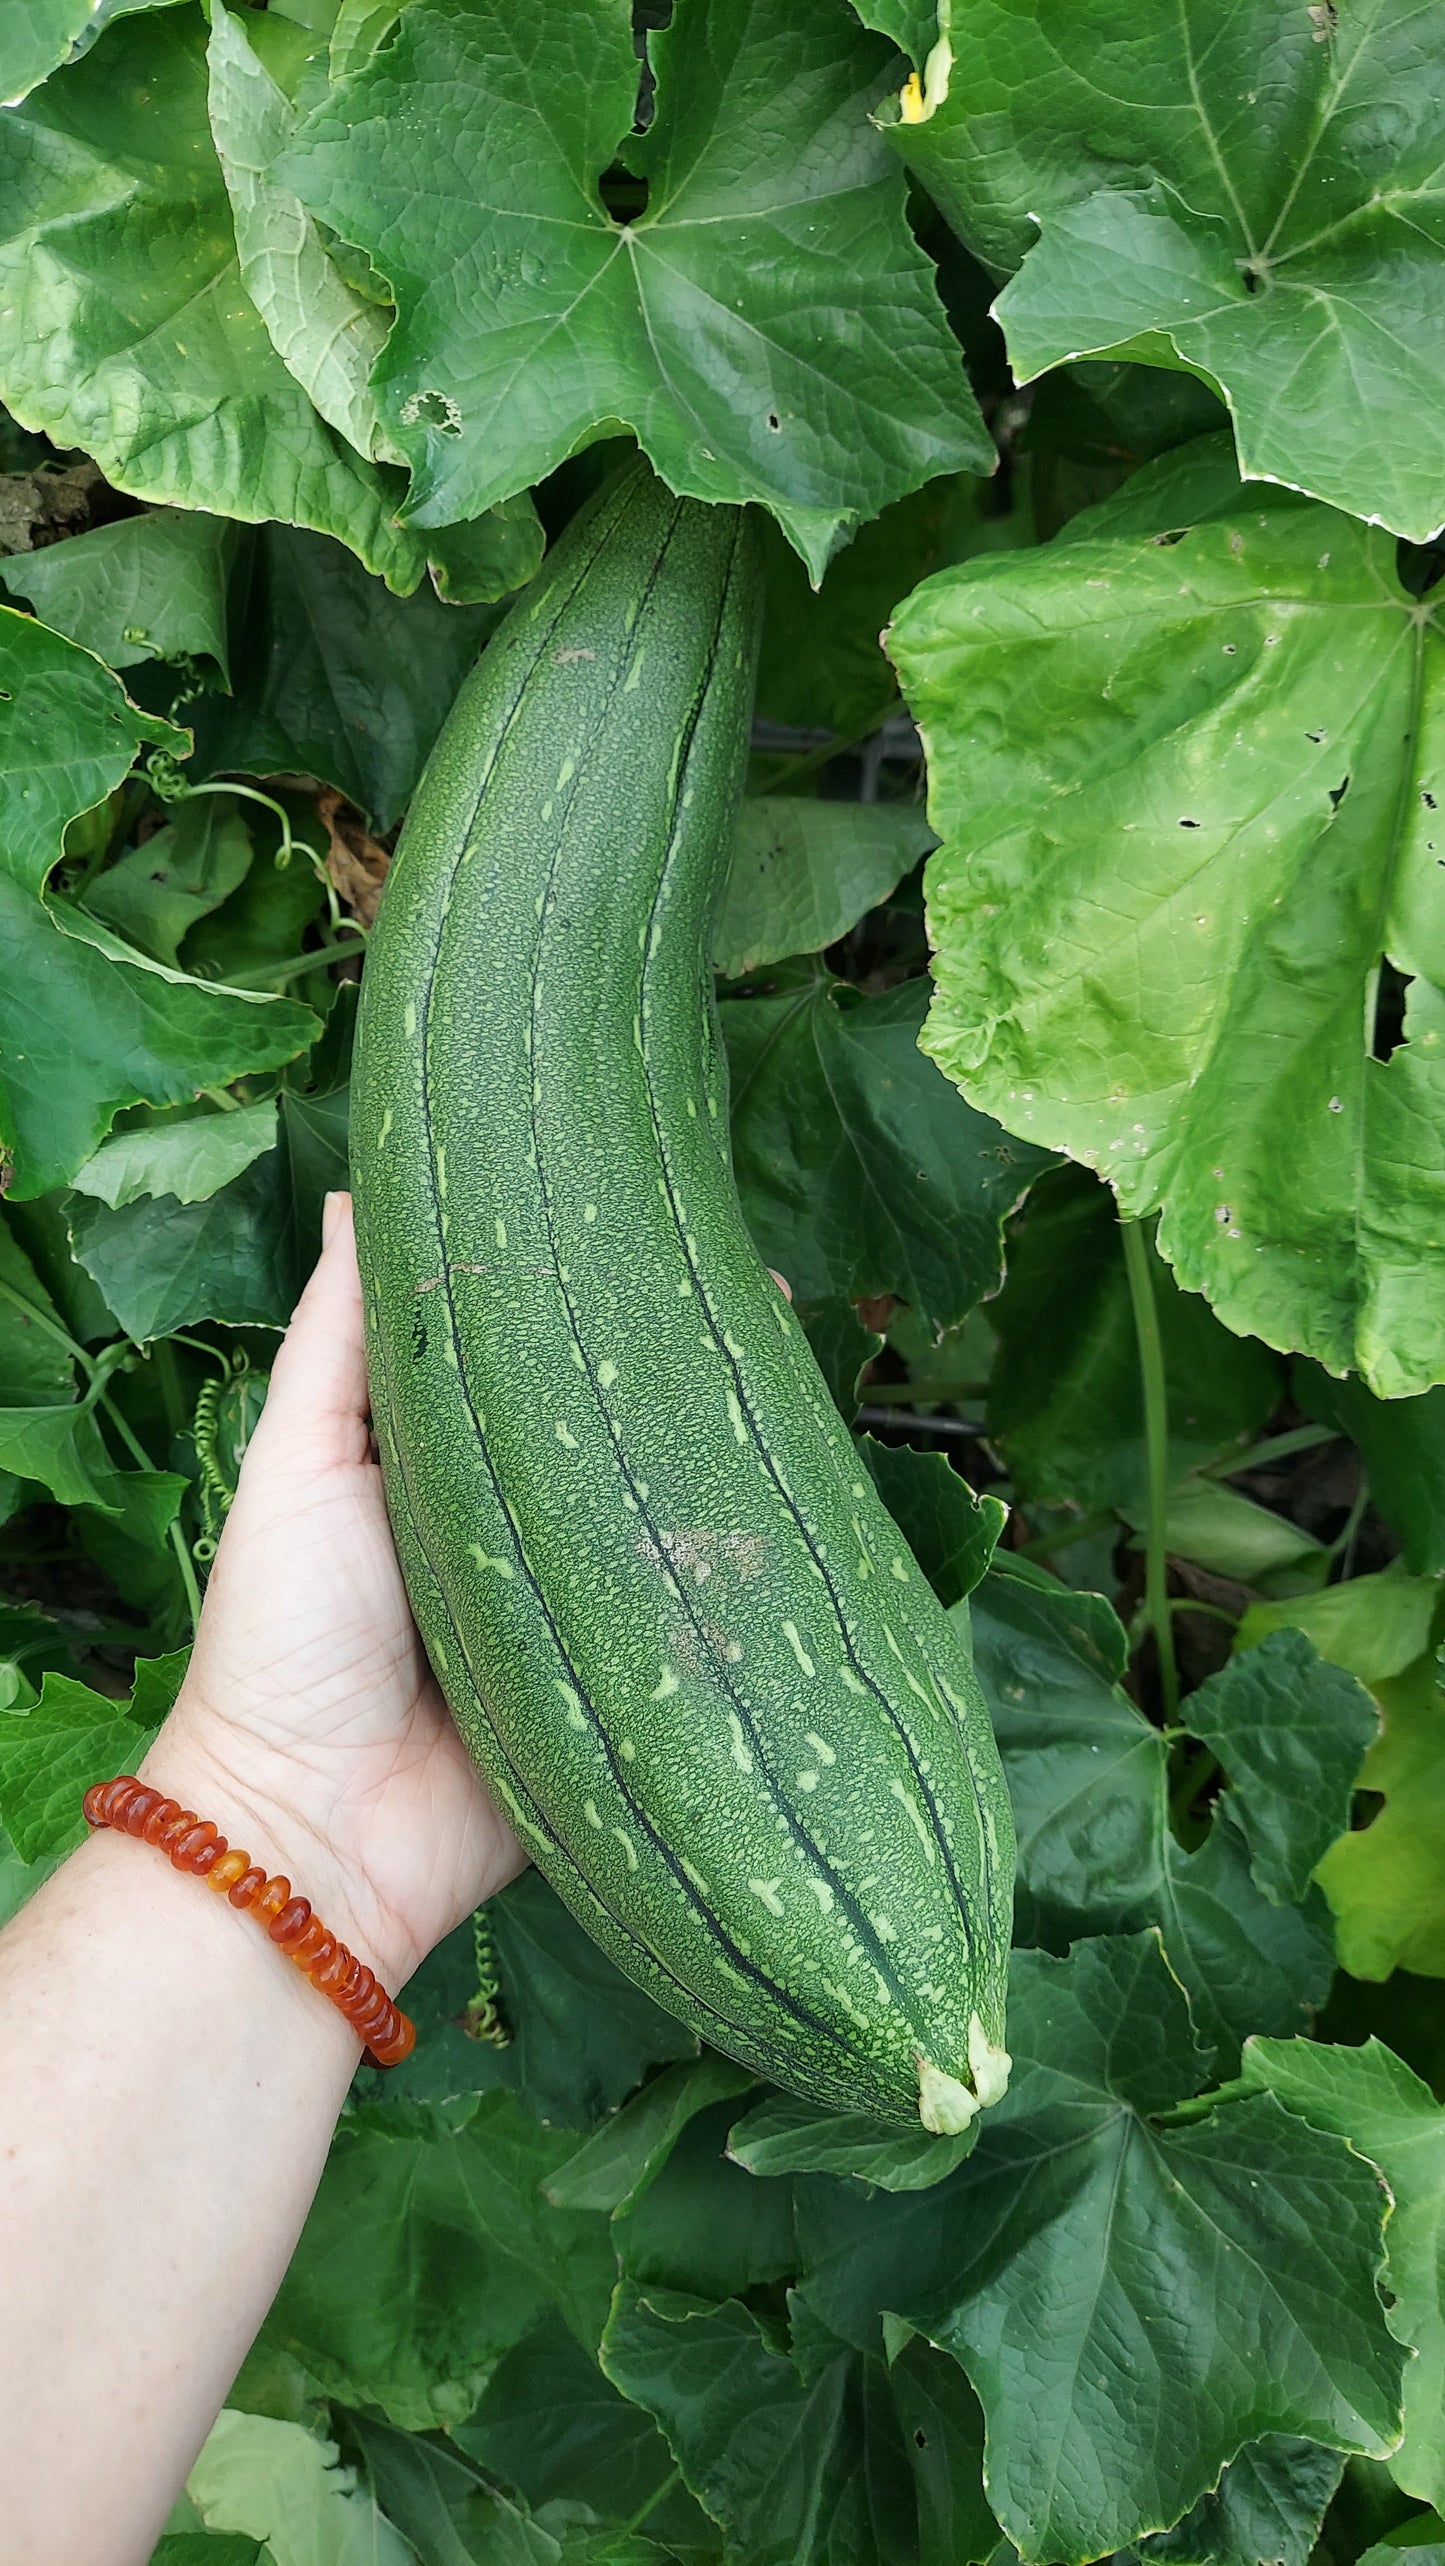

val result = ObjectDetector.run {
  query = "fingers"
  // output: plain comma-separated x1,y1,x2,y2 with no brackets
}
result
768,1268,794,1304
256,1192,372,1469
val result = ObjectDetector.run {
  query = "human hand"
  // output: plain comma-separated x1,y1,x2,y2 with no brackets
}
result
144,1193,524,1995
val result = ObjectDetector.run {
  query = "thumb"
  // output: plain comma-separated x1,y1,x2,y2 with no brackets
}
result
255,1191,372,1469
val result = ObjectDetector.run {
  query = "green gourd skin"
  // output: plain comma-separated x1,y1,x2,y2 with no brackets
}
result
352,463,1014,2130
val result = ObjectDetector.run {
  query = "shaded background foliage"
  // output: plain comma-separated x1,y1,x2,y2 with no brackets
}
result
2,2,1445,2562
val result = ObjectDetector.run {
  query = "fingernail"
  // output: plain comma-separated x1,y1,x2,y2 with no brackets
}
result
322,1192,344,1247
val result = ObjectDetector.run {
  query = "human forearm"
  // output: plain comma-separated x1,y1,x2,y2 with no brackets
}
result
0,1764,368,2566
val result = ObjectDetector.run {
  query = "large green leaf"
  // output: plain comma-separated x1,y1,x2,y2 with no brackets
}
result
83,799,256,967
857,1437,1003,1609
0,2,100,105
264,2096,616,2432
1316,1649,1445,1984
752,470,1028,744
0,1393,128,1512
0,1650,182,1860
206,0,394,468
723,971,1050,1332
546,2055,756,2219
0,507,237,675
67,1082,347,1337
1138,2437,1343,2566
1183,1632,1379,1906
1245,2037,1445,2514
714,801,934,981
280,0,990,578
0,1218,75,1406
793,1934,1403,2566
888,459,1445,1393
71,1100,279,1209
183,2408,408,2566
190,523,500,830
602,2289,960,2566
1238,1572,1445,1981
727,2085,976,2191
0,876,316,1200
0,603,315,1195
0,602,182,901
969,1561,1337,2061
0,10,427,588
613,2099,798,2305
889,0,1445,541
458,2311,703,2540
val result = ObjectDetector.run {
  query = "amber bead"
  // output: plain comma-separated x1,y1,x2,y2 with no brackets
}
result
122,1787,164,1837
208,1848,250,1894
341,1963,375,2014
368,2015,416,2067
172,1822,222,1873
228,1865,267,1910
292,1920,330,1970
142,1797,181,1845
157,1807,198,1853
251,1875,291,1925
312,1942,352,1993
355,2002,393,2048
269,1897,313,1950
99,1777,139,1826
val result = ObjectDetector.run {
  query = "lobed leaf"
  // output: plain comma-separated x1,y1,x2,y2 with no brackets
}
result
889,0,1445,541
1185,1631,1378,1905
889,461,1445,1393
793,1934,1403,2565
279,0,990,578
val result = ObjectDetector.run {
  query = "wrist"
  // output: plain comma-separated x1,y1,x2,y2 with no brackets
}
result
136,1701,418,1999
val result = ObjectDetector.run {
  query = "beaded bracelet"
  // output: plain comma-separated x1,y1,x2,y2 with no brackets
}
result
83,1775,416,2067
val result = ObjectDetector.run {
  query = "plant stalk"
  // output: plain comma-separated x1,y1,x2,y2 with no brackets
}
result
1120,1217,1179,1722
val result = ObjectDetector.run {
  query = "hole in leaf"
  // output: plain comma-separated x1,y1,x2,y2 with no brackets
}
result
766,412,781,432
1150,527,1187,547
1178,817,1201,829
1423,789,1438,810
1328,774,1350,809
1242,265,1262,294
402,388,463,437
1352,1788,1385,1832
600,161,650,222
914,2430,928,2450
1305,728,1325,743
1372,960,1413,1063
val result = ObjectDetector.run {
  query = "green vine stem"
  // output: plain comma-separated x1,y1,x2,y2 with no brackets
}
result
622,2466,684,2536
144,759,359,940
234,932,367,990
1120,1216,1180,1723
